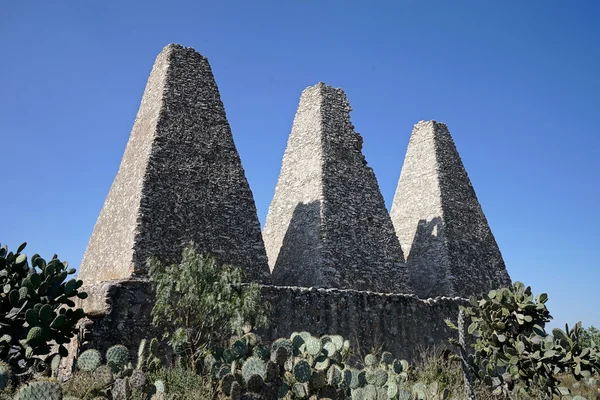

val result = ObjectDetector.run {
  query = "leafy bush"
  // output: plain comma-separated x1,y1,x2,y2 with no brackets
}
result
148,243,270,373
447,281,600,398
0,241,87,379
580,325,600,349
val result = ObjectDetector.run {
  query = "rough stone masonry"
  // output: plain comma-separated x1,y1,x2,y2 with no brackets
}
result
390,121,512,298
78,43,270,285
262,83,411,293
69,43,511,366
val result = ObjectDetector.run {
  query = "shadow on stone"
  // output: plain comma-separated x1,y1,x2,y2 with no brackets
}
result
271,201,323,287
406,217,453,298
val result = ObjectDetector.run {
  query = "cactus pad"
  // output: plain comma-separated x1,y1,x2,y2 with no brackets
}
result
241,356,266,383
365,368,387,387
412,382,427,399
265,360,279,382
398,388,413,400
112,378,130,400
77,349,102,372
270,345,289,366
314,355,330,371
380,351,393,366
363,384,377,400
246,374,264,392
364,354,377,367
230,380,241,400
271,338,293,356
242,332,258,347
14,380,63,400
278,382,290,398
219,373,235,395
326,365,343,387
231,339,247,359
252,344,270,361
92,365,113,387
292,382,308,398
322,341,338,359
291,333,305,350
304,336,322,356
293,359,311,383
129,369,147,388
26,326,44,343
106,345,129,372
309,370,326,391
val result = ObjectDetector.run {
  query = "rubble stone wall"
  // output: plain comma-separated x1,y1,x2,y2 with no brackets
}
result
68,280,464,365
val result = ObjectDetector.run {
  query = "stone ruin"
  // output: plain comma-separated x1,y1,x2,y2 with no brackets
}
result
70,43,511,363
390,121,511,298
263,83,409,293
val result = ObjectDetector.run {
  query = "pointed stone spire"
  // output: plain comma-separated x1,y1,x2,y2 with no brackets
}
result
390,121,511,298
79,44,270,284
263,83,410,293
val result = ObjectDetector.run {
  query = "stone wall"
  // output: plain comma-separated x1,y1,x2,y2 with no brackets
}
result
68,279,464,365
260,285,464,361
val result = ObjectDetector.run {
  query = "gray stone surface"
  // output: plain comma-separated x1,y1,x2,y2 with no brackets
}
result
263,83,410,293
61,279,159,376
260,285,464,361
79,44,270,284
390,121,511,298
66,279,463,366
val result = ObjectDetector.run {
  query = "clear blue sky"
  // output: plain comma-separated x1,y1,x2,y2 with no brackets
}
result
1,1,598,330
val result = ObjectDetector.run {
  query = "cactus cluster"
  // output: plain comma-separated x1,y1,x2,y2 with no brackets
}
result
205,330,427,400
348,350,414,400
13,379,63,400
62,340,164,400
0,242,87,377
447,282,600,398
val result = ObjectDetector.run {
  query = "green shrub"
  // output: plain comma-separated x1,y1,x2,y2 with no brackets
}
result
447,281,600,398
148,243,270,373
0,241,87,379
580,325,600,349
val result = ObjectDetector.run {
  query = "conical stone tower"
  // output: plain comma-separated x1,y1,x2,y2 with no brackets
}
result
263,83,410,294
390,121,511,298
79,44,270,284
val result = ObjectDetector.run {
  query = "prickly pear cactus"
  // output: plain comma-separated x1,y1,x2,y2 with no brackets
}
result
293,359,311,383
211,332,410,400
106,345,129,373
0,242,87,377
14,380,63,400
111,378,130,400
129,369,146,388
242,357,266,383
67,342,155,400
93,365,113,387
364,354,377,368
77,349,102,372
